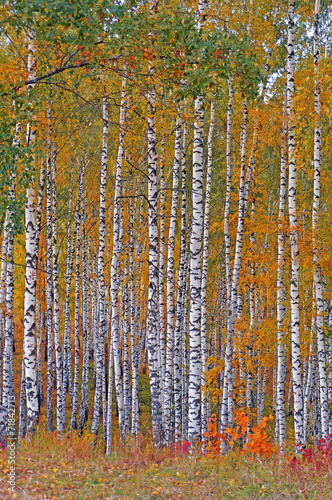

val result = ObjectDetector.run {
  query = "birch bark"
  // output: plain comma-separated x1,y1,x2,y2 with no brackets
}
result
287,0,304,444
70,195,81,430
188,0,208,443
158,95,166,422
312,0,328,438
146,0,164,444
51,149,64,432
2,116,20,439
79,191,90,432
24,29,39,434
92,96,110,435
174,119,188,442
63,165,74,407
46,142,53,433
108,78,126,438
221,79,233,432
164,110,182,444
201,102,215,439
277,104,287,448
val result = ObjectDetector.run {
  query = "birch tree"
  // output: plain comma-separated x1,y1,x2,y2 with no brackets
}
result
200,102,215,439
92,95,110,436
276,105,287,448
287,0,304,444
146,0,164,447
164,110,181,444
188,0,208,444
23,29,39,434
312,0,328,439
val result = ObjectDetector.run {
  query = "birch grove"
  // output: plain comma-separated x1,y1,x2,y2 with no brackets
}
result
1,0,332,456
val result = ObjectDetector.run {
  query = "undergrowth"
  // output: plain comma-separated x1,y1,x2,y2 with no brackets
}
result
1,414,332,499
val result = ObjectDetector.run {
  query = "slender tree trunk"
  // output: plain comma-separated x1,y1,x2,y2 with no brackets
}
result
70,196,81,430
201,102,215,439
174,118,188,443
63,165,74,408
123,263,131,437
247,191,255,427
130,191,139,438
304,318,315,443
46,142,53,433
158,94,166,424
34,163,45,410
36,303,44,406
2,215,15,439
221,79,233,432
92,96,110,436
79,191,90,432
2,120,19,440
19,357,26,438
287,0,304,444
106,332,114,454
181,258,190,443
146,34,164,445
277,103,287,448
164,110,182,444
188,0,208,444
24,29,39,434
312,0,328,439
0,213,9,406
51,148,64,432
108,78,126,439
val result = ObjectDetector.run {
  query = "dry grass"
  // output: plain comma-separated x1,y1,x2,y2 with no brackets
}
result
1,426,332,500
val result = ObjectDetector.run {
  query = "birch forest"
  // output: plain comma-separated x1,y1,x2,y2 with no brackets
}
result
2,0,332,497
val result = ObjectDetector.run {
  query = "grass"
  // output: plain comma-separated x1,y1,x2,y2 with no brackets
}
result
5,331,331,499
1,425,332,499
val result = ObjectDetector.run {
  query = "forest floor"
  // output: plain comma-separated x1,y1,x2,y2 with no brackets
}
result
2,369,332,499
1,433,332,500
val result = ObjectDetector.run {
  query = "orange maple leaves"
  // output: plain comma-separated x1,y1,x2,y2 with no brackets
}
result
202,411,275,458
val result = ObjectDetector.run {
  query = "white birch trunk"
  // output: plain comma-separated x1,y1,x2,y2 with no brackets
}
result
0,213,9,406
130,191,140,437
2,120,19,439
221,80,233,432
2,220,15,439
46,144,53,433
146,37,164,444
158,95,166,422
51,149,64,432
304,319,315,443
63,165,74,408
181,258,190,443
201,102,215,439
24,29,39,434
287,0,304,444
277,104,287,448
188,1,208,444
70,199,81,430
123,266,131,437
36,302,43,407
92,96,110,435
312,0,328,439
34,163,45,409
164,111,182,444
174,119,188,443
108,79,126,438
106,333,114,454
79,191,90,432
